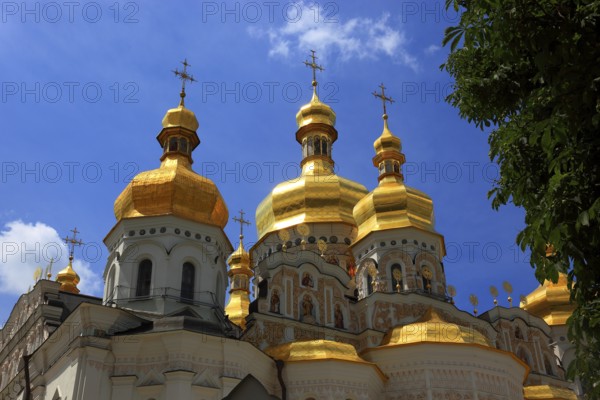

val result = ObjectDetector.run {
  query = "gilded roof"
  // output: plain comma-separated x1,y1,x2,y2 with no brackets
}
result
255,159,368,240
381,307,491,347
521,273,574,326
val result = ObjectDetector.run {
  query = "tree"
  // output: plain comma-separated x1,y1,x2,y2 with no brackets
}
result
441,0,600,395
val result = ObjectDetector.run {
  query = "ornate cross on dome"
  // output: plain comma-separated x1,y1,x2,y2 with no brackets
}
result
303,50,324,88
63,227,84,260
233,210,251,240
372,83,395,118
173,58,197,106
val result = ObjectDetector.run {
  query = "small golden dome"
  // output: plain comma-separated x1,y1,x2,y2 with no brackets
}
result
521,273,574,326
114,156,228,228
256,160,368,240
226,237,253,328
265,339,368,363
162,105,199,132
353,179,436,243
296,90,336,128
374,119,402,154
56,259,80,294
381,307,491,347
227,241,251,270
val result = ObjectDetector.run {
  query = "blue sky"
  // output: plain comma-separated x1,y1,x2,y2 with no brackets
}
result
0,0,539,324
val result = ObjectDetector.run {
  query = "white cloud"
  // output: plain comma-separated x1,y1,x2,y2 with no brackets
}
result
424,44,441,55
248,3,418,71
0,220,102,296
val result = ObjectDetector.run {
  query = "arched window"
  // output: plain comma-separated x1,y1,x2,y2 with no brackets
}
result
179,137,188,154
180,262,195,301
168,137,178,152
366,274,373,295
302,138,308,158
393,162,400,173
421,266,433,292
515,326,523,339
106,266,116,302
307,136,313,155
385,160,392,173
136,259,152,297
391,264,403,292
314,136,321,155
321,137,328,155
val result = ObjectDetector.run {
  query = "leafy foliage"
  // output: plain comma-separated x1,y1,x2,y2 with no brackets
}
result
442,0,600,395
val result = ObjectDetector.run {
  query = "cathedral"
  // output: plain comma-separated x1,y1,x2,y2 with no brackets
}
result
0,57,581,400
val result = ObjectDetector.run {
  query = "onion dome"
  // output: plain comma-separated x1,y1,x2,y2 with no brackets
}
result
57,228,83,294
523,385,578,400
296,89,336,128
353,92,439,244
265,339,368,362
56,257,80,294
255,52,367,240
521,272,573,326
113,89,228,228
226,213,253,328
381,307,491,347
265,339,385,379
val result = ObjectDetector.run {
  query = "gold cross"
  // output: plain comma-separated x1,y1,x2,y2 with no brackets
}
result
372,83,395,116
173,58,197,106
233,210,251,240
303,50,324,87
63,227,84,259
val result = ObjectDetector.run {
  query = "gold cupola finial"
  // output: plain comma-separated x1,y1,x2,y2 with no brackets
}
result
371,83,405,181
226,210,253,329
56,227,82,294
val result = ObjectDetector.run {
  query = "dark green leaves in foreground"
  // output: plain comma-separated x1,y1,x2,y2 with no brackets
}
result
442,0,600,396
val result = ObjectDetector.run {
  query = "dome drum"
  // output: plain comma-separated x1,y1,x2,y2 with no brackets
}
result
295,122,338,144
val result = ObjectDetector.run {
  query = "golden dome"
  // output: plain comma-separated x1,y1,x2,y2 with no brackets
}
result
265,339,368,363
256,159,368,239
56,258,80,294
354,178,436,242
521,273,574,326
374,118,402,154
226,235,253,328
381,307,491,347
264,339,386,379
113,104,228,228
114,156,228,228
162,104,199,132
353,116,438,244
523,385,578,400
296,90,336,128
227,241,251,270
